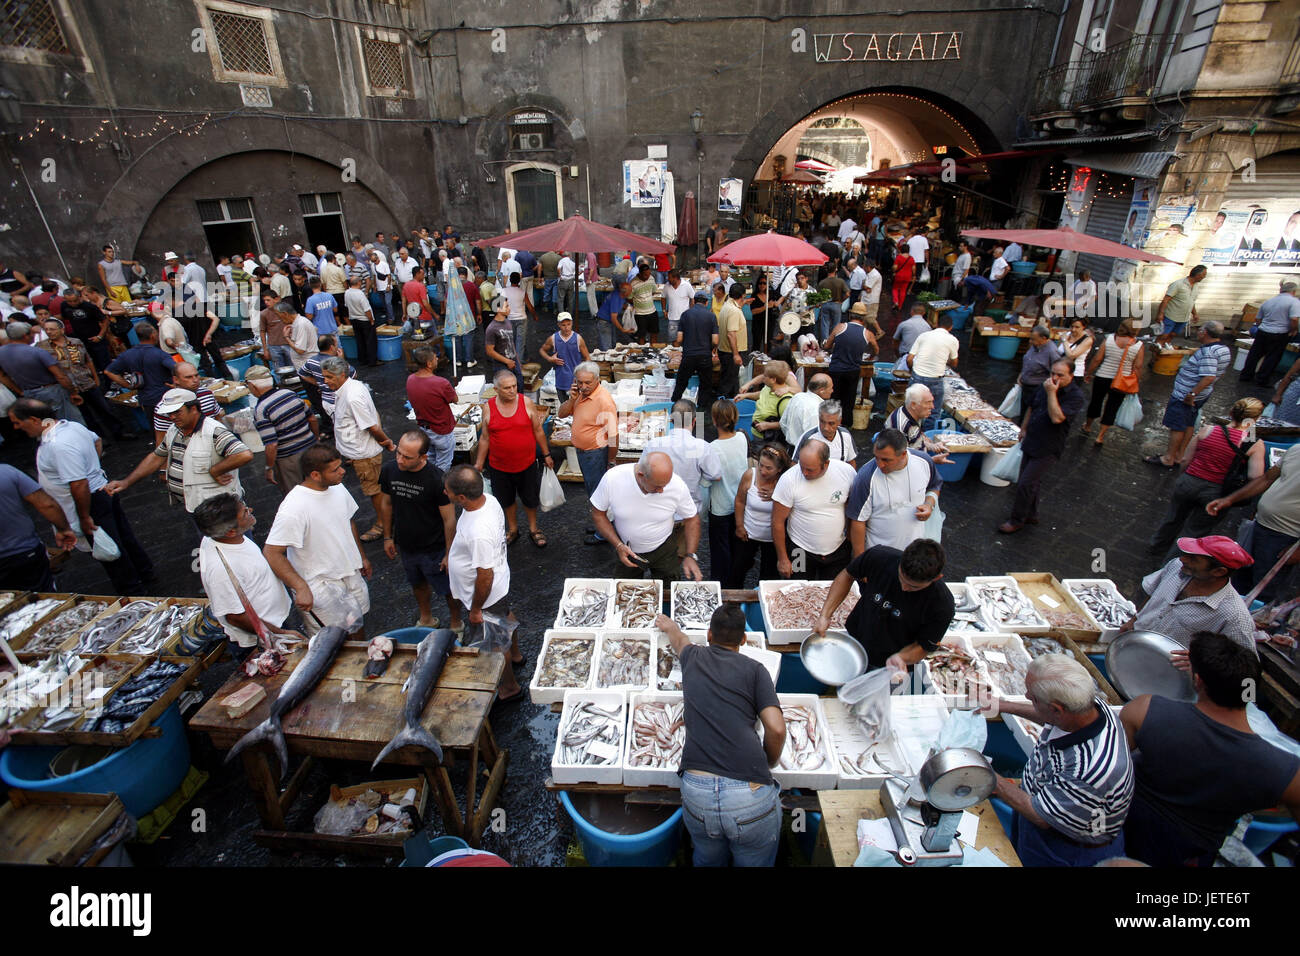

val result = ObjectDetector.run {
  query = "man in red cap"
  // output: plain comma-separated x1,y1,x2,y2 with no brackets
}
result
1120,535,1257,657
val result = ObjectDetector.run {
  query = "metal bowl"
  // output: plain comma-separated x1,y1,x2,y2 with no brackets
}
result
1105,630,1195,702
800,632,868,687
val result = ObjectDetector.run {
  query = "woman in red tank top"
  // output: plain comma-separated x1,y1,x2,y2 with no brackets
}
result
1148,398,1266,558
474,369,554,546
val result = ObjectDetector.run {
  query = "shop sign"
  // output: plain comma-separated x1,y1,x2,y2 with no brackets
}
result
813,31,962,62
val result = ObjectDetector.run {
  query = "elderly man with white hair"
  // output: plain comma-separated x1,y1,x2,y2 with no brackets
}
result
991,654,1134,867
795,399,856,467
590,449,703,584
885,384,951,462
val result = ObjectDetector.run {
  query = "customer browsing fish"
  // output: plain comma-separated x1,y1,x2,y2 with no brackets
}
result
589,450,704,584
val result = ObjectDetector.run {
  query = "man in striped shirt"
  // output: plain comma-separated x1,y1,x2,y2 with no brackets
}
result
245,366,319,492
1148,321,1232,468
301,335,355,433
992,655,1134,866
151,362,224,443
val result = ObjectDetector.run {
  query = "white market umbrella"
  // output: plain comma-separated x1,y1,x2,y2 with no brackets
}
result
660,170,677,245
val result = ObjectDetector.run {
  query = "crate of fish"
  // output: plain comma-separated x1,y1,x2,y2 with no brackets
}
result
763,695,839,790
0,591,28,617
110,599,207,656
1002,712,1045,758
965,576,1049,634
1009,572,1101,641
623,692,686,789
670,580,721,630
607,579,663,629
72,599,164,656
1018,632,1121,704
822,696,915,790
966,634,1032,700
12,597,121,659
917,636,997,709
593,632,653,691
1060,578,1137,642
651,630,705,691
758,579,860,646
945,584,992,638
529,630,598,706
0,594,74,648
11,653,140,734
0,651,91,735
553,579,614,629
551,689,628,785
684,630,767,650
74,656,199,743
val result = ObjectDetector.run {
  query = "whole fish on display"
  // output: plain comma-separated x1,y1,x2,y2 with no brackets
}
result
371,629,456,769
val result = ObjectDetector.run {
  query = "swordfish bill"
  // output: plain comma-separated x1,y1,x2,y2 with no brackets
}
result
371,629,457,769
225,624,350,779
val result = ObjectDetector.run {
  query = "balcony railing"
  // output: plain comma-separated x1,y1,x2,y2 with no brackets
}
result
1030,35,1174,115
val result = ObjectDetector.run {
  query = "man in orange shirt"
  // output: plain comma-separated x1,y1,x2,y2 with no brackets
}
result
557,361,619,545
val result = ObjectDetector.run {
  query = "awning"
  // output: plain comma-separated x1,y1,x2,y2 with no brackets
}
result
1012,130,1155,148
1064,151,1175,180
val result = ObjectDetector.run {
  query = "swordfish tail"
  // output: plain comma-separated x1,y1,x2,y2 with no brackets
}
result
371,723,444,771
225,714,290,781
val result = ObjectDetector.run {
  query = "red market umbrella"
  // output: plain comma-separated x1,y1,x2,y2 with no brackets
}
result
795,158,837,172
474,214,674,255
782,169,825,185
708,234,828,345
959,225,1178,264
679,191,698,249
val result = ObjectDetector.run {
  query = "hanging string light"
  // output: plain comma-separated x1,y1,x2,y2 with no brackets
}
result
18,112,216,144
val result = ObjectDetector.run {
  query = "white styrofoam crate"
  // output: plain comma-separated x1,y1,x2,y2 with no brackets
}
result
822,697,912,790
551,689,628,785
890,694,950,774
967,633,1032,701
945,583,994,637
529,630,598,706
606,579,664,629
758,579,861,646
917,635,997,710
966,575,1050,634
684,630,767,650
1002,712,1045,758
651,630,704,692
739,644,783,687
1061,578,1137,643
670,580,722,631
553,578,614,630
592,631,653,691
622,691,686,789
764,694,840,791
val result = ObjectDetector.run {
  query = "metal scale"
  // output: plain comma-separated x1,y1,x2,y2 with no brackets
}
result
880,747,996,866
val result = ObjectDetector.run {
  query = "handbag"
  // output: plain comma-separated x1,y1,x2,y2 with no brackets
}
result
1218,425,1257,500
1112,342,1141,393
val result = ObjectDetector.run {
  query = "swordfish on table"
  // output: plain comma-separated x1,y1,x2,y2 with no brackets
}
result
371,629,457,769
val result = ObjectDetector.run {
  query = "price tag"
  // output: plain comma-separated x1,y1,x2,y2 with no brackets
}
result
1036,593,1060,608
982,649,1008,664
584,739,620,762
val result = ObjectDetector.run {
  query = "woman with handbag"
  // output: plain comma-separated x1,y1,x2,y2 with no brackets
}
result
1081,320,1143,445
1147,398,1266,559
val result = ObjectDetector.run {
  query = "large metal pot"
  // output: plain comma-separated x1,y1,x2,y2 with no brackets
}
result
917,747,996,812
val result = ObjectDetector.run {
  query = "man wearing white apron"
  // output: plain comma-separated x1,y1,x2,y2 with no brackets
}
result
845,428,941,555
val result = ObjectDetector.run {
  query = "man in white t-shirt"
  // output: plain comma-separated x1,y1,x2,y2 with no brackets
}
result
847,258,868,297
444,464,522,701
392,247,418,286
644,400,723,515
323,357,396,542
989,246,1010,286
367,250,394,327
265,443,371,634
498,249,521,282
951,240,973,294
590,450,703,583
196,492,302,649
662,269,694,344
906,232,930,270
906,314,960,429
771,441,856,580
845,429,941,555
557,253,578,317
837,216,856,244
781,373,834,446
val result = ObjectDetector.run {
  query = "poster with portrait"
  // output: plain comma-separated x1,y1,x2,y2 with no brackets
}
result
1120,181,1153,248
623,160,667,208
1141,199,1198,261
1190,199,1300,270
718,178,743,213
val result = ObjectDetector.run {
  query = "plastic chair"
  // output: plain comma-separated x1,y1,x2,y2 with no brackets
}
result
735,399,756,438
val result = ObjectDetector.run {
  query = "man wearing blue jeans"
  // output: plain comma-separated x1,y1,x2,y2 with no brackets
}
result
655,604,786,867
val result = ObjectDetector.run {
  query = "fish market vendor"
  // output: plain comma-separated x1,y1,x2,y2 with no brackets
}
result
811,539,953,673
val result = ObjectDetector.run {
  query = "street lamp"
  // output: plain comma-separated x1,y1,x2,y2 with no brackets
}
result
691,110,704,265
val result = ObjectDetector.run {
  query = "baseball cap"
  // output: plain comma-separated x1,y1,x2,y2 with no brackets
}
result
1176,535,1254,569
693,290,710,301
155,388,197,415
244,366,273,383
163,251,178,261
335,253,346,265
556,311,573,323
292,244,303,251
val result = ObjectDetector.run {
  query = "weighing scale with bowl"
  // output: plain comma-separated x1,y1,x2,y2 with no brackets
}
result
880,747,996,866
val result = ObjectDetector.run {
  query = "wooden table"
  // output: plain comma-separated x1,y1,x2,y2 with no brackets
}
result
189,641,509,852
818,790,1021,867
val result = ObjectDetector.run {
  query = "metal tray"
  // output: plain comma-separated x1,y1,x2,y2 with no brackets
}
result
800,632,868,687
1105,630,1195,702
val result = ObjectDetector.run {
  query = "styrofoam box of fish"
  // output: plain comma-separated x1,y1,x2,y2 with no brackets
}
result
1060,578,1137,643
681,631,767,650
966,633,1032,701
917,635,997,710
593,631,653,691
1002,712,1045,758
965,576,1050,634
605,579,664,630
553,578,615,630
822,696,914,790
651,630,704,692
945,583,991,637
761,694,840,791
758,579,862,646
622,691,686,789
670,580,722,631
551,688,628,785
529,630,598,706
739,644,783,687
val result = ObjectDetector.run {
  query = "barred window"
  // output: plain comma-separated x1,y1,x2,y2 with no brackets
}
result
211,9,273,76
361,35,408,94
198,1,284,85
0,0,72,54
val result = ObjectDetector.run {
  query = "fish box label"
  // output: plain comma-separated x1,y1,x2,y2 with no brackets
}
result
1035,593,1060,608
982,649,1008,665
585,739,620,762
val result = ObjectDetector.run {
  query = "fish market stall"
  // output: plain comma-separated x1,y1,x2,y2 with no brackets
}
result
189,638,509,849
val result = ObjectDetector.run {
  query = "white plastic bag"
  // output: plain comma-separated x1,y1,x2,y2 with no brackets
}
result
997,384,1021,418
838,667,895,745
90,529,120,562
922,505,945,542
538,466,565,512
919,266,931,284
936,707,988,752
991,443,1023,482
1114,393,1143,431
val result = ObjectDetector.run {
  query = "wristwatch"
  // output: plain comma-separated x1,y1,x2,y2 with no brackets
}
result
685,552,699,562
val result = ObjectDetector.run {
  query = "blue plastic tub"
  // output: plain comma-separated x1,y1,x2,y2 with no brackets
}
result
872,361,895,393
735,399,756,439
0,704,190,818
225,352,254,381
377,335,402,362
742,602,765,632
1241,814,1298,855
216,298,245,329
383,626,433,645
127,326,140,347
775,652,830,696
926,429,974,482
1086,653,1111,683
340,334,359,361
1010,260,1037,275
947,305,974,331
989,796,1015,841
559,791,683,867
987,336,1020,361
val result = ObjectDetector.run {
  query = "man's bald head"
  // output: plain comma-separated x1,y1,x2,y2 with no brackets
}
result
635,450,675,493
809,373,834,397
798,439,830,479
172,362,201,390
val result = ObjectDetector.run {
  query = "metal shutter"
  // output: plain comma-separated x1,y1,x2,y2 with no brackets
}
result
1074,193,1132,283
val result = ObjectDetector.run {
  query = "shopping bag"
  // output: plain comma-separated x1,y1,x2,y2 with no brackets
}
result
538,466,565,512
919,266,931,284
997,384,1021,418
1114,393,1143,431
991,443,1023,482
90,529,120,562
922,505,945,543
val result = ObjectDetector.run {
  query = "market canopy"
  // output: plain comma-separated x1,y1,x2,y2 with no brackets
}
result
959,225,1179,264
781,169,825,184
474,215,674,255
795,158,837,172
706,233,828,267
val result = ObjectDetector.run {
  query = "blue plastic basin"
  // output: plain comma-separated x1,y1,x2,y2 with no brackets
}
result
987,336,1020,361
225,353,253,381
989,796,1015,841
383,627,433,645
1086,653,1111,683
774,651,829,695
0,704,190,818
872,361,895,393
947,305,974,331
1241,814,1299,855
983,720,1028,777
377,335,402,362
1010,260,1036,275
926,428,974,482
340,334,358,361
559,791,683,867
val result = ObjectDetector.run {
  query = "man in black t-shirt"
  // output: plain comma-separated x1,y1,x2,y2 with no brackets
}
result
377,430,458,630
813,539,954,673
59,287,111,370
656,605,786,867
999,359,1086,534
671,291,720,409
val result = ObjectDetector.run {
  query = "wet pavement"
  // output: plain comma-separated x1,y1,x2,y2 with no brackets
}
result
0,305,1254,866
